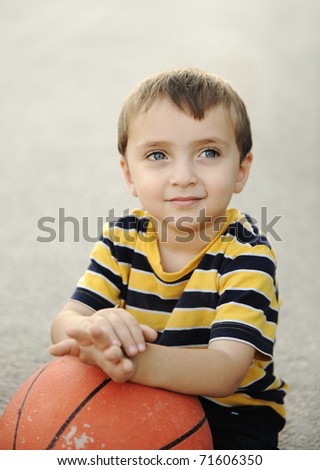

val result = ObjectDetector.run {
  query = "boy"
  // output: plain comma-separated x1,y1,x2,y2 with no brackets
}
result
49,68,287,449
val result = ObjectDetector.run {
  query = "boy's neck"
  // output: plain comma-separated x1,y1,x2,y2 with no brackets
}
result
154,218,225,273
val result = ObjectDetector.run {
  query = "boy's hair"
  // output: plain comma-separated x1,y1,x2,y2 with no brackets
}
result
117,68,252,162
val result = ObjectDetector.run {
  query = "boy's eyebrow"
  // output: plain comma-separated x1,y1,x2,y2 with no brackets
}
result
137,137,229,150
136,140,171,150
193,138,229,147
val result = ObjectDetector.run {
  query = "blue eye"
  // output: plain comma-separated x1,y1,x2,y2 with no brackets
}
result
200,148,220,159
147,151,167,161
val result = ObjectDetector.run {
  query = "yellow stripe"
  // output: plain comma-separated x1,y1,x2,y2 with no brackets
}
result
216,303,277,339
166,308,215,328
128,270,187,298
208,394,286,419
78,271,119,299
91,240,120,271
125,306,171,330
185,269,219,291
220,269,277,303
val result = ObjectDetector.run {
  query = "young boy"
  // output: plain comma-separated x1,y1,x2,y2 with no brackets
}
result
49,68,287,449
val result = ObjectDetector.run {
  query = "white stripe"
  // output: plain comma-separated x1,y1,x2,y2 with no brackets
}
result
183,287,218,294
210,319,274,347
126,304,172,317
174,306,216,313
217,300,265,315
219,268,273,283
222,286,272,303
163,325,211,332
209,337,272,359
77,285,116,305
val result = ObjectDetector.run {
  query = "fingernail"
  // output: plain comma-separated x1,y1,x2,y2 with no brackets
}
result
138,343,146,352
128,345,138,355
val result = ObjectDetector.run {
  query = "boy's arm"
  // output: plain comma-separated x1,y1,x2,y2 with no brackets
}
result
101,340,254,398
49,301,157,358
131,340,254,397
49,301,97,356
50,303,254,397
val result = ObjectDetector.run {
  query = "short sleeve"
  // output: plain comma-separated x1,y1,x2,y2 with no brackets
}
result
71,226,125,310
210,246,280,359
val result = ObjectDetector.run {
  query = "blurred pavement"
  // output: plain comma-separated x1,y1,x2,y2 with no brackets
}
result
0,0,319,449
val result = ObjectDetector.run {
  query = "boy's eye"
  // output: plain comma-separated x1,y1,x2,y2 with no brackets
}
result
200,148,220,159
147,151,167,161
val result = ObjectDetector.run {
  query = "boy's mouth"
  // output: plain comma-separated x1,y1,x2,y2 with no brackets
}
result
167,196,203,208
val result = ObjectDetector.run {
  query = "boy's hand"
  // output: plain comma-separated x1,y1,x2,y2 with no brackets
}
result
77,307,157,357
73,331,138,383
48,307,157,382
50,307,157,358
48,337,80,357
50,336,136,383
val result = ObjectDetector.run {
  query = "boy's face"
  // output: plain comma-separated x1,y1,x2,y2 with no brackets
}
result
121,98,252,236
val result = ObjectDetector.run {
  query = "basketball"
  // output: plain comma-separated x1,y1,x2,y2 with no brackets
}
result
0,355,213,450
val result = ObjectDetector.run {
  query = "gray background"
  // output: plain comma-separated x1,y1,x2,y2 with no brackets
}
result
0,0,319,449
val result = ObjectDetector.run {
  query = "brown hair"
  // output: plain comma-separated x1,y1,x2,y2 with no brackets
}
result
118,68,252,162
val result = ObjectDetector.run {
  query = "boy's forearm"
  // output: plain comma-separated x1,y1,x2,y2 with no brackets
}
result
50,301,95,344
131,342,251,398
50,310,80,343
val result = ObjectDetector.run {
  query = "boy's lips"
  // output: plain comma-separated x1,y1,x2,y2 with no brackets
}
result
167,196,204,208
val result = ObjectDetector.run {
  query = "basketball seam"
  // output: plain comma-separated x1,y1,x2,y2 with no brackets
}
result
13,361,53,449
46,377,112,450
160,414,208,450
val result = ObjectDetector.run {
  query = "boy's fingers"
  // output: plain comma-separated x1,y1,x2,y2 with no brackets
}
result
90,323,120,349
48,338,80,357
66,327,94,347
100,349,134,382
103,344,123,362
97,311,145,356
140,325,158,342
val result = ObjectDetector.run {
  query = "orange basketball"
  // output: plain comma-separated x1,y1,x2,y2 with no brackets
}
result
0,355,213,450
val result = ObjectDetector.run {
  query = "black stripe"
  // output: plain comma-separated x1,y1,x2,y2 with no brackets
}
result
160,414,208,449
176,291,219,309
131,252,153,273
71,287,115,310
88,259,123,291
221,254,276,278
218,289,278,324
210,321,273,357
46,377,112,450
240,371,276,393
197,251,226,271
224,220,271,248
241,387,287,405
13,361,53,449
102,237,135,264
157,328,210,347
126,291,177,313
111,214,149,233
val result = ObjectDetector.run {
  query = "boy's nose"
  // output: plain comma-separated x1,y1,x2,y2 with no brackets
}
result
169,161,198,187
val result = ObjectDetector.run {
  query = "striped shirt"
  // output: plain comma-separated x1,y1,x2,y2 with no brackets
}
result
71,207,287,419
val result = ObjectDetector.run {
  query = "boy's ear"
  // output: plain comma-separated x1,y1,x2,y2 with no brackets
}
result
234,152,253,194
120,156,138,197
